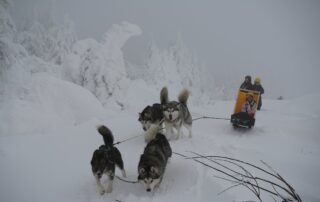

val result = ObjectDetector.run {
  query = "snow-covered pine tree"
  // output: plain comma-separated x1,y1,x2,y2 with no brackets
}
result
144,34,215,104
170,34,203,91
0,0,16,39
0,0,29,98
144,40,166,87
17,15,77,66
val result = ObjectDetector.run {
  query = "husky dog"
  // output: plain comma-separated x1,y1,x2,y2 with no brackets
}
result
138,125,172,192
138,103,164,132
160,87,192,139
90,125,126,195
139,88,168,141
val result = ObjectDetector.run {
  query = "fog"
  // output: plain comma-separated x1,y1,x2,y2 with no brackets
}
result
10,0,320,98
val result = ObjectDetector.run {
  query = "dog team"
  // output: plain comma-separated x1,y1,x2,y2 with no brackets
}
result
91,86,192,194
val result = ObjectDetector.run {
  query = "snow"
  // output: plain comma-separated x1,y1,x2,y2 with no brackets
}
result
1,3,319,202
1,92,320,202
0,72,109,136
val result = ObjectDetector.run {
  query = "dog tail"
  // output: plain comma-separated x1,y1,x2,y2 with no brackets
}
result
178,89,190,105
97,125,114,146
160,86,169,105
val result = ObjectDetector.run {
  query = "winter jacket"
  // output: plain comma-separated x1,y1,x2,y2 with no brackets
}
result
253,84,264,95
253,84,264,110
240,82,253,90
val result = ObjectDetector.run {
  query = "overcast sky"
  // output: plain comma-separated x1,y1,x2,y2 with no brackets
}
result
11,0,320,98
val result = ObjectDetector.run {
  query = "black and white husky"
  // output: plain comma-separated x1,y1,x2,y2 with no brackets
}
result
138,103,163,132
160,87,193,139
139,88,169,141
90,125,126,195
138,125,172,192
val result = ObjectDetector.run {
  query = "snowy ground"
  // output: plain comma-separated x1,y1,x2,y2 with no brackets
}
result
1,86,319,202
1,2,319,201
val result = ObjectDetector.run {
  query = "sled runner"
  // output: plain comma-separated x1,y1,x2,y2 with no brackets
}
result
231,89,260,128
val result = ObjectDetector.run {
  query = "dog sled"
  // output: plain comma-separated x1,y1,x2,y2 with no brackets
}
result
231,89,260,129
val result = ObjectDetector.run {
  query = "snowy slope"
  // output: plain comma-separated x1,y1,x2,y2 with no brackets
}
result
0,72,109,136
1,90,319,202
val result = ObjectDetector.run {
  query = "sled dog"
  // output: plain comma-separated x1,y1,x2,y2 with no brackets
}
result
138,103,164,132
160,87,192,139
139,87,169,141
138,125,172,192
90,125,126,194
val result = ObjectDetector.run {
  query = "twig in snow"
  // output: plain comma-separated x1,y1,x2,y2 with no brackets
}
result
174,151,302,202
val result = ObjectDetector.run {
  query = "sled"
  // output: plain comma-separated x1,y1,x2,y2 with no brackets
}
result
231,89,260,128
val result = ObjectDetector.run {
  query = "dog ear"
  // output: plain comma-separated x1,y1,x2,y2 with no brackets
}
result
139,168,145,174
150,166,159,175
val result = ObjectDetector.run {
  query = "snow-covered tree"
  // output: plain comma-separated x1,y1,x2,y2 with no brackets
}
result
144,35,216,104
0,0,16,39
0,0,20,68
64,22,142,105
144,39,172,86
170,34,205,91
17,15,77,65
0,0,28,98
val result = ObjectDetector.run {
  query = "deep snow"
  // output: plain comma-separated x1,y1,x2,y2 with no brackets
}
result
1,88,319,202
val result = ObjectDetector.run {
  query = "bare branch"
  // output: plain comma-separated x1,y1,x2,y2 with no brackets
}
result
188,151,294,198
217,183,242,196
173,151,302,202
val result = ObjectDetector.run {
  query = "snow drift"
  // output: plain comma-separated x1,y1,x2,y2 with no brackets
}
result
0,70,107,136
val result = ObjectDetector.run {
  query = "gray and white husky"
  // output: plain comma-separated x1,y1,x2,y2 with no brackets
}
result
138,125,172,192
160,87,193,139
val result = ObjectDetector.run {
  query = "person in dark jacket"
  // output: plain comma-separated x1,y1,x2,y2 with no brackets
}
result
240,75,253,90
253,77,264,110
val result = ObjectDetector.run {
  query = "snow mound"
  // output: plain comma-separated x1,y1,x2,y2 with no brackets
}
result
0,72,107,136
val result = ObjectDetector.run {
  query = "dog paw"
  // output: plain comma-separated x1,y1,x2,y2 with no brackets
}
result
99,188,105,195
122,170,127,178
106,186,113,193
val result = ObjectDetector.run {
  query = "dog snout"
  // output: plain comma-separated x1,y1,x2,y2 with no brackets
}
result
143,127,147,131
96,172,102,177
146,188,151,192
169,114,172,120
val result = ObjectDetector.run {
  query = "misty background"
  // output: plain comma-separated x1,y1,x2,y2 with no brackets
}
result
9,0,320,99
